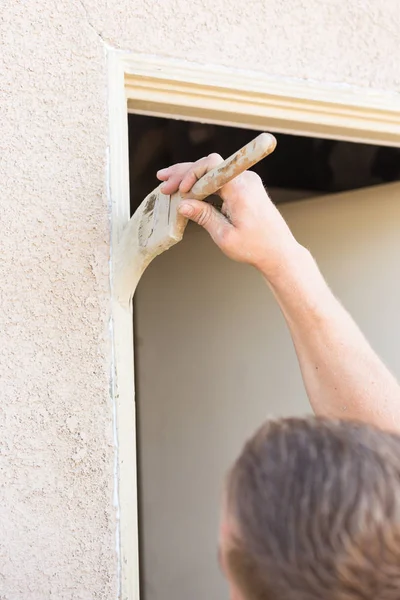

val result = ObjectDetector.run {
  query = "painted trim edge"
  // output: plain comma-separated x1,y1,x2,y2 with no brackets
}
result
109,49,400,600
123,54,400,147
108,50,140,600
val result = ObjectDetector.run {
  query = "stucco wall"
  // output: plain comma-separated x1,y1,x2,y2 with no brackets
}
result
0,2,116,599
134,183,400,600
84,0,400,91
1,0,400,598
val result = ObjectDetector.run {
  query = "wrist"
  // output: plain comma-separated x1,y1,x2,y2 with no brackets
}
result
259,243,338,325
256,242,312,287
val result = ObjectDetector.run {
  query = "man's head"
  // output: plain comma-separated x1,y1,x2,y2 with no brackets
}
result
219,417,400,600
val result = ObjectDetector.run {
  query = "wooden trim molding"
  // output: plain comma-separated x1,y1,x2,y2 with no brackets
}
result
124,54,400,148
108,50,400,600
108,51,140,600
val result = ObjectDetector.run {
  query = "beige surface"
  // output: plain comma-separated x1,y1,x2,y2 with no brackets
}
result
134,183,400,600
1,0,400,597
0,2,116,599
84,0,400,90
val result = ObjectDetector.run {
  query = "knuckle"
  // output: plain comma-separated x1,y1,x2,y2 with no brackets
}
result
194,156,211,168
196,205,214,227
175,162,193,174
208,152,223,165
191,156,213,179
244,170,261,185
232,170,262,192
218,225,231,245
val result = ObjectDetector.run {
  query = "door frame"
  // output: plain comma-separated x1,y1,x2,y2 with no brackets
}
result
107,49,400,600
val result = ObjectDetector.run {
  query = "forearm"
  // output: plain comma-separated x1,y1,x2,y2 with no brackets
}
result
262,244,400,431
162,158,400,430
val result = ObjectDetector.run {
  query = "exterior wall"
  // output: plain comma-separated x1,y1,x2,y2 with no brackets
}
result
1,0,399,598
84,0,400,91
134,183,400,600
0,3,115,599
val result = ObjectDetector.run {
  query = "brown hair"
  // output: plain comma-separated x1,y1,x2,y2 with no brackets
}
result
226,417,400,600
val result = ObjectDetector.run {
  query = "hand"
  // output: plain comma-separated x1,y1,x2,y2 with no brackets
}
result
157,153,302,280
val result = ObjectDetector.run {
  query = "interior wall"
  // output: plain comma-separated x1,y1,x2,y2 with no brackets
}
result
134,183,400,600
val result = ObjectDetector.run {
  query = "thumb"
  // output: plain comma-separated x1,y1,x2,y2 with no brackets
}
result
178,200,230,243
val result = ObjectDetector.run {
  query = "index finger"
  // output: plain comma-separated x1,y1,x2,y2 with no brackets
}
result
178,153,223,194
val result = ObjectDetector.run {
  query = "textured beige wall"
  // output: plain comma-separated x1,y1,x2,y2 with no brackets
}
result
1,0,400,597
0,2,116,599
83,0,400,90
134,184,400,600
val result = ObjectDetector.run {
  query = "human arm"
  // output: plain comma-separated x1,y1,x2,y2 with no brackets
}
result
157,155,400,431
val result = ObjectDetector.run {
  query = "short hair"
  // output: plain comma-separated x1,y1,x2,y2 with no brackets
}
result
226,417,400,600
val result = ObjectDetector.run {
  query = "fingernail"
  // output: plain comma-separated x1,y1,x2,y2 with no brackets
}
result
179,203,194,217
157,168,167,175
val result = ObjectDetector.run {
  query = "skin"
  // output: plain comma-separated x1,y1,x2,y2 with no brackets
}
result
157,153,400,598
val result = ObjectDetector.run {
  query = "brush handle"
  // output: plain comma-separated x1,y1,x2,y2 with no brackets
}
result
184,132,277,201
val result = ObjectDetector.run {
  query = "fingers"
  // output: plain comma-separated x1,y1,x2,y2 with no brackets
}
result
157,163,192,195
178,199,231,245
178,153,223,194
157,153,223,196
218,169,263,204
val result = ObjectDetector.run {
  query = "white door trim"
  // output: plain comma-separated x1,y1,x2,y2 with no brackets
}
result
108,49,400,600
125,54,400,147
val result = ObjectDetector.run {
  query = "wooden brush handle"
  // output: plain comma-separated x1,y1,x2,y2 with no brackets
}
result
185,132,277,201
